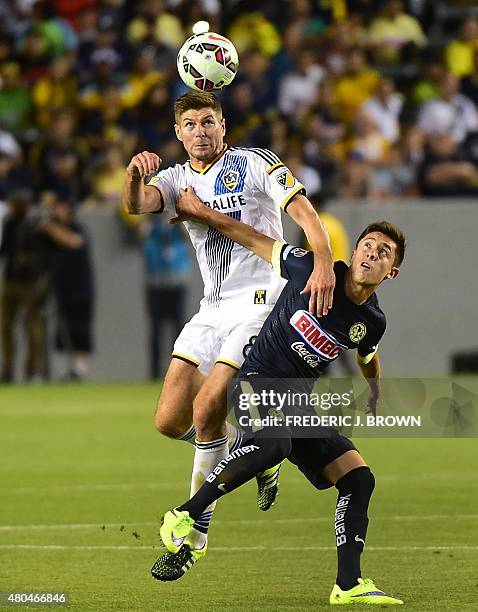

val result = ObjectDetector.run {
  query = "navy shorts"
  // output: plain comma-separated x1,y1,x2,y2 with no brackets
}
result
232,376,357,490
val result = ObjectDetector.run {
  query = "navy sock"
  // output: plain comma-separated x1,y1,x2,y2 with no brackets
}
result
334,466,375,591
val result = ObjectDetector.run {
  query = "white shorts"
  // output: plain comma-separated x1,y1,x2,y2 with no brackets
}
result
172,306,273,376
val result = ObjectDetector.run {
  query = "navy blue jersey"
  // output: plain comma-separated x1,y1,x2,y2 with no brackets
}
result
242,243,386,378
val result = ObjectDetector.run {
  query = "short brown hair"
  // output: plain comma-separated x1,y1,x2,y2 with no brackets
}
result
356,220,406,267
174,92,222,123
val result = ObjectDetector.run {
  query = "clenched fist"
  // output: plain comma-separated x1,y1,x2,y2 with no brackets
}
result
127,151,162,178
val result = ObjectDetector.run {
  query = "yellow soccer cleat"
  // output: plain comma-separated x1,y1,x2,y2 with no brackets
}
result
159,508,195,554
330,578,403,605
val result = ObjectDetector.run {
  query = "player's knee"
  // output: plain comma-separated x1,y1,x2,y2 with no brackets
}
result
338,466,375,499
154,403,188,439
255,434,292,465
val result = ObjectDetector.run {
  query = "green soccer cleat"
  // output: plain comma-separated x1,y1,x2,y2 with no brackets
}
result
151,542,207,582
330,578,403,605
256,463,281,511
159,509,195,554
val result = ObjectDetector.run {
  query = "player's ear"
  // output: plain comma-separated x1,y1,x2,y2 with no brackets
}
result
221,117,226,136
349,249,355,264
386,267,400,280
174,124,182,142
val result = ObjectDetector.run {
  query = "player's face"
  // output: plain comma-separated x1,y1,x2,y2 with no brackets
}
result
175,108,226,166
350,232,399,287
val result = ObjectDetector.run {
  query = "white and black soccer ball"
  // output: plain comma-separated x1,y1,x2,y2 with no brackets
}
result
177,32,239,92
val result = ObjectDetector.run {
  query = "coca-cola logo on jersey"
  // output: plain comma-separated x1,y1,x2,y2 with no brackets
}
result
289,311,345,360
290,342,321,368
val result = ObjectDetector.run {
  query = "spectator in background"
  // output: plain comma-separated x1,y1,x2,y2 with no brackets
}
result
411,51,445,106
235,48,276,114
0,131,27,201
228,10,281,58
15,25,52,85
278,48,325,118
125,45,163,108
462,48,478,103
417,133,478,198
32,55,77,127
30,0,78,58
0,189,49,382
78,47,128,110
445,16,478,79
77,14,122,74
89,144,125,207
361,77,403,143
333,47,380,124
142,216,191,380
134,82,173,152
0,62,32,138
41,148,87,205
339,111,390,198
126,0,184,51
318,17,366,76
367,0,427,65
417,71,478,144
303,77,344,162
367,143,416,198
29,107,84,191
80,82,138,160
37,198,95,381
283,150,321,199
222,81,262,146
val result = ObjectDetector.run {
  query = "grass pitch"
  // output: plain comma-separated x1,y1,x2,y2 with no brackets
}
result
1,383,477,611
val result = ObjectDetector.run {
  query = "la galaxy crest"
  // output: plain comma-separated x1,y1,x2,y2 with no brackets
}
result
276,169,295,190
349,322,366,343
222,168,240,191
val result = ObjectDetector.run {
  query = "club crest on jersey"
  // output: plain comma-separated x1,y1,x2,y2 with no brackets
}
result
222,168,240,191
276,169,295,190
349,322,366,343
290,310,346,360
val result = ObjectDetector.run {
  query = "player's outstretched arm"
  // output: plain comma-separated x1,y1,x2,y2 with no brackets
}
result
286,194,335,318
356,351,381,416
122,151,163,214
174,186,275,262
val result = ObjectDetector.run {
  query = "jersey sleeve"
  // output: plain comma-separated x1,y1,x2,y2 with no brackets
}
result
251,149,306,212
144,165,181,220
271,241,314,286
357,321,386,364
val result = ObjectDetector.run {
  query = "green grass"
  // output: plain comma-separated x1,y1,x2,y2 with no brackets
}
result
1,383,478,611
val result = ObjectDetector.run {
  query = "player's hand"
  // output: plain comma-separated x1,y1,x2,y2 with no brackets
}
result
126,151,161,178
301,255,335,317
170,186,206,224
366,382,380,417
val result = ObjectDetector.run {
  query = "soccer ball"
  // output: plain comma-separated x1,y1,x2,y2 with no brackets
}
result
177,32,239,92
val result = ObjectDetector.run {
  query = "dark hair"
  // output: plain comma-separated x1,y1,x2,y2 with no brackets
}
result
356,220,406,267
174,92,222,123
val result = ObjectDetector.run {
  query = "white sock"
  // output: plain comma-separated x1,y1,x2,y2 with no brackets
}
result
188,434,229,549
178,424,196,445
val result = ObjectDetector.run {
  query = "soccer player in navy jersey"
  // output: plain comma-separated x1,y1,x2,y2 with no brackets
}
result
152,187,405,605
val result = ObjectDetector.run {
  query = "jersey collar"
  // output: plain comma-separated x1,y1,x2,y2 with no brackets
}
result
188,144,228,174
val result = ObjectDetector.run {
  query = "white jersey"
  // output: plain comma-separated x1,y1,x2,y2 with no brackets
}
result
146,145,305,309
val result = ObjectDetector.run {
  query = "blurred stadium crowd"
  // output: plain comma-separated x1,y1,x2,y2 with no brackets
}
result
0,0,477,207
1,0,478,383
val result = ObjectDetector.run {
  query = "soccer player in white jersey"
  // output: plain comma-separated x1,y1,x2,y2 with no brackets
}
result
121,92,335,579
